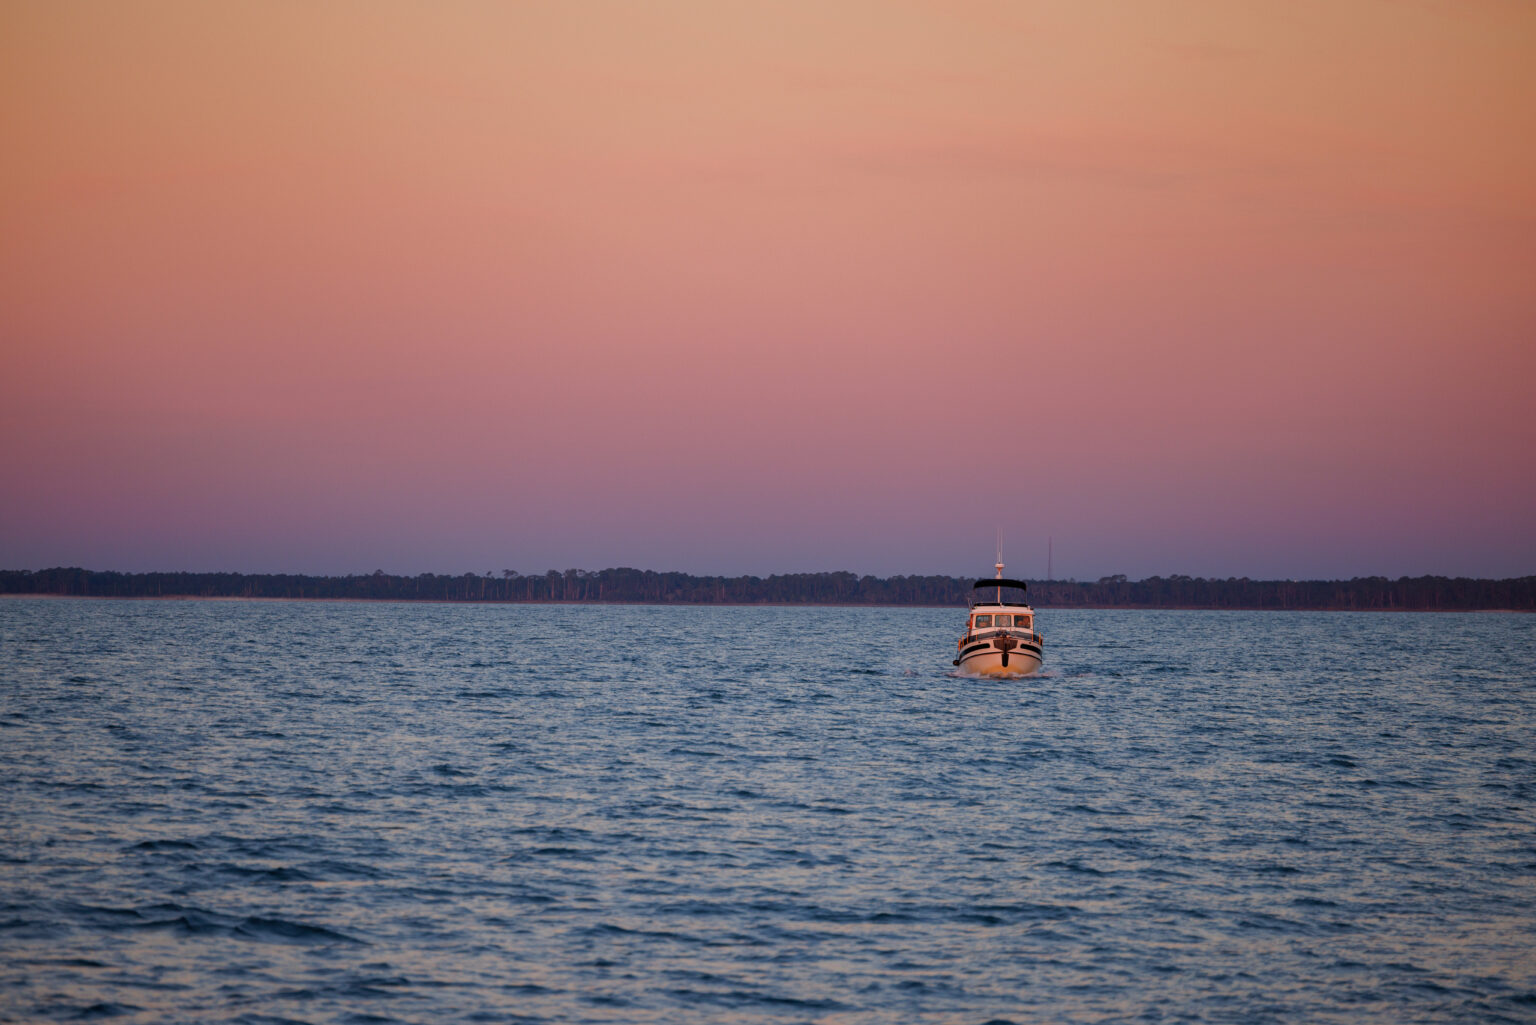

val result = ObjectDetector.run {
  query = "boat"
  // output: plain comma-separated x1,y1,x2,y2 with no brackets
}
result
952,558,1044,676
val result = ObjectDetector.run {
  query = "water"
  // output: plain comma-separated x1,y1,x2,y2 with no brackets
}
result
1,599,1534,1024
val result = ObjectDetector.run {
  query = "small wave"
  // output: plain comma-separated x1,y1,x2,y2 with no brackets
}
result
303,859,385,880
1043,859,1108,876
807,907,921,925
65,1002,142,1020
1234,912,1309,934
61,903,155,927
95,903,364,946
968,901,1075,922
234,916,365,945
131,839,198,851
400,781,489,797
579,922,693,942
666,988,849,1011
211,863,314,882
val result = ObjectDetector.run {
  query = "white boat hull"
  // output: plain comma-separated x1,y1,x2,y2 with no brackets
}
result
956,637,1043,677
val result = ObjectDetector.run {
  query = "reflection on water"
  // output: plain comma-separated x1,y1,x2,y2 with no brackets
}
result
1,599,1534,1023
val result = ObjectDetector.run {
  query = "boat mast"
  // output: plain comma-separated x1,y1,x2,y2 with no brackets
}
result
995,528,1004,602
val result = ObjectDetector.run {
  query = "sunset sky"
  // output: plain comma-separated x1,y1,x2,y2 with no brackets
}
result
3,1,1533,580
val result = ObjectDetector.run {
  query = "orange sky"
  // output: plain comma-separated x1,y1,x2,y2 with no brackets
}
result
2,0,1533,577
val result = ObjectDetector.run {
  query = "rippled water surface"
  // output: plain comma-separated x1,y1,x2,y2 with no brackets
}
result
2,598,1534,1024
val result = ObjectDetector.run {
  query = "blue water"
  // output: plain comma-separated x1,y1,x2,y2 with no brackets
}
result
1,599,1534,1024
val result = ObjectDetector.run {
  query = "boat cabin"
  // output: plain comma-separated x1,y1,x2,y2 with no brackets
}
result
965,577,1036,637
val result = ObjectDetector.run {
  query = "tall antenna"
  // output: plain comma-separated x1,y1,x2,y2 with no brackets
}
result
995,527,1004,579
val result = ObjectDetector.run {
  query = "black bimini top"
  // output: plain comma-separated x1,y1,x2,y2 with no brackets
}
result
969,578,1031,608
972,578,1029,592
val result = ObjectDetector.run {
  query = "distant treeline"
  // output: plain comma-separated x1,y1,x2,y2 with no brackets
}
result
2,567,1533,610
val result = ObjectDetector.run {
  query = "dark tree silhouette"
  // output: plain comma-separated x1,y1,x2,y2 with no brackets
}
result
1,567,1532,610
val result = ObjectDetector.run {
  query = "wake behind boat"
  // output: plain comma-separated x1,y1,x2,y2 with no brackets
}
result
952,558,1043,676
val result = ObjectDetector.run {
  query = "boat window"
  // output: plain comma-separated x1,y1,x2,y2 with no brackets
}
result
994,615,1012,627
973,615,992,628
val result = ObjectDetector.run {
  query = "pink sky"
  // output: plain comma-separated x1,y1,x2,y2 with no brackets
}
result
3,1,1533,579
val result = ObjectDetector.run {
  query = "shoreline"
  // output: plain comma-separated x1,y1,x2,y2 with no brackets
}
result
1,593,1528,613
